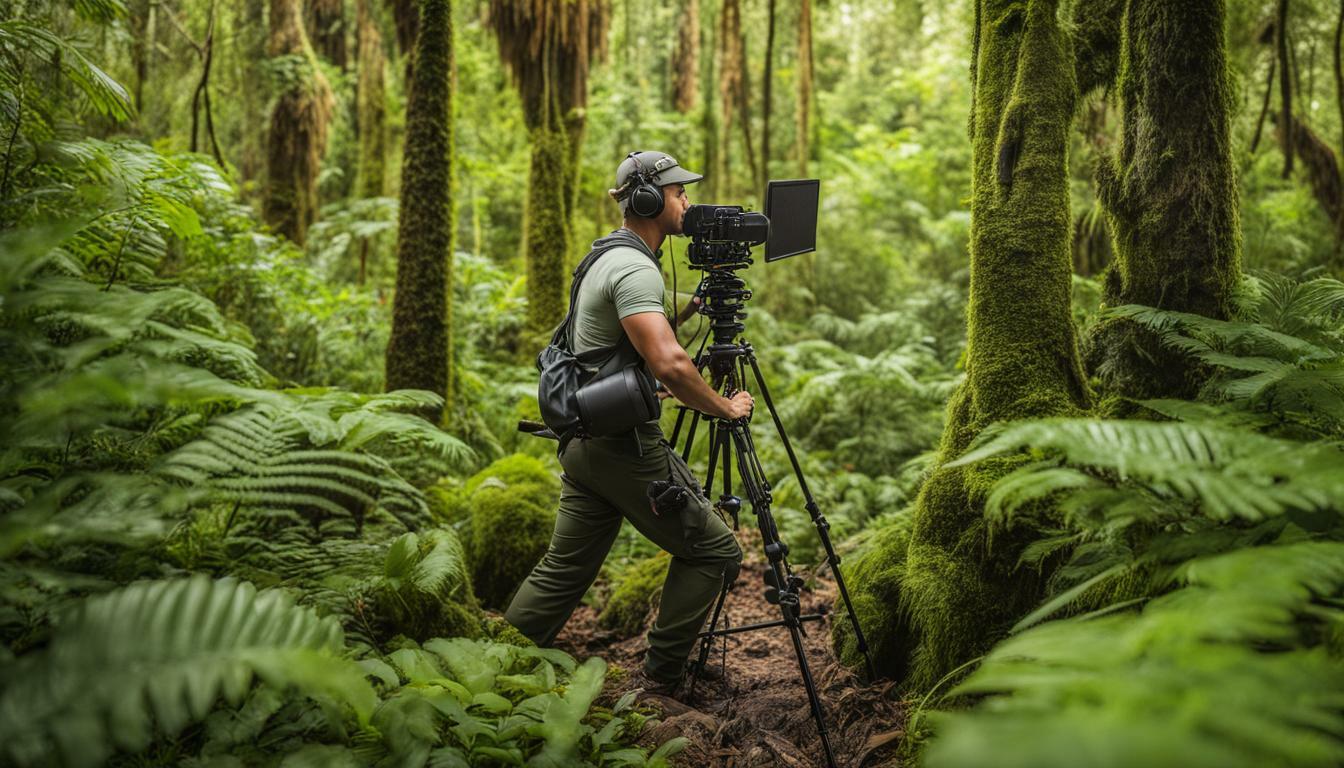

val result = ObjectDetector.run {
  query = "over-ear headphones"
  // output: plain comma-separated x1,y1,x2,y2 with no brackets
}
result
624,151,665,219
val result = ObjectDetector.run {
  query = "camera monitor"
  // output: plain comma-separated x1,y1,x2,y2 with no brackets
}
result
763,179,820,262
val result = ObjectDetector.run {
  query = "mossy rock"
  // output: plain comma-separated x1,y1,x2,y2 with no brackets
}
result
469,482,556,609
480,614,536,647
830,520,912,682
598,553,670,636
465,454,560,497
427,454,560,529
370,529,482,643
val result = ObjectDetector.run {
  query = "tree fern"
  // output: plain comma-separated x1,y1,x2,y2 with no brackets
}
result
0,575,376,768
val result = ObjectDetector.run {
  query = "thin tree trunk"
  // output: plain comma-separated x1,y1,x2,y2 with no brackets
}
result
796,0,814,177
386,0,453,418
760,0,775,195
672,0,699,112
1251,52,1276,153
356,0,387,198
717,0,742,196
1279,0,1294,177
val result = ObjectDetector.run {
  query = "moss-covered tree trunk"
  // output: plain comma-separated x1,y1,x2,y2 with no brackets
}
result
306,0,348,68
836,0,1089,692
355,0,387,199
488,0,608,337
1085,0,1242,404
385,0,453,418
263,0,334,246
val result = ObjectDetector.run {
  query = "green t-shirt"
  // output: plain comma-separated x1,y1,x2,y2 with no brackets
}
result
571,245,666,356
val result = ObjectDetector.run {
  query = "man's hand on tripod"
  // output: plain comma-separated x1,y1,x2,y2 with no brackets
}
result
721,390,754,420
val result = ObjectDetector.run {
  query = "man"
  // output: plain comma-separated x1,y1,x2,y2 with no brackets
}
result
505,151,752,694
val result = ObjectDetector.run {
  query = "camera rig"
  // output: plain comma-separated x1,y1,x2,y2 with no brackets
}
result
668,181,875,768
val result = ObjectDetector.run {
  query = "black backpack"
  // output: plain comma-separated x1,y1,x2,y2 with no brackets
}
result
535,232,662,451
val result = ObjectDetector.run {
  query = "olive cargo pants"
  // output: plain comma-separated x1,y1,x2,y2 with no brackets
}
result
504,423,743,683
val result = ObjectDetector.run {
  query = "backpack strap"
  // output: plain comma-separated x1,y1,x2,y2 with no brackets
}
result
551,234,663,369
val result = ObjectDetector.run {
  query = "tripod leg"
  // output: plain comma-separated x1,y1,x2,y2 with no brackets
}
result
687,576,731,700
724,423,839,768
745,351,878,681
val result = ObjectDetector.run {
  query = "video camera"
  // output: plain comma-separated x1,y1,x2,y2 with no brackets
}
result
682,179,820,269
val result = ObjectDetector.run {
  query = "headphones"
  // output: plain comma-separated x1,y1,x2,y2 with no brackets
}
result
620,151,678,219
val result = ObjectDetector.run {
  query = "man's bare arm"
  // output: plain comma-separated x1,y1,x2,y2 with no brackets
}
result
621,312,752,419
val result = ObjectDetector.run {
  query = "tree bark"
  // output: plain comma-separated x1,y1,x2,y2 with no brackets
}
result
1086,0,1243,404
385,0,453,419
263,0,335,246
837,0,1089,691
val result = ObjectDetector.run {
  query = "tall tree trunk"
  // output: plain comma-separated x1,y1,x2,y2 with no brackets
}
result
307,0,348,67
488,0,609,336
701,1,720,201
760,0,775,195
1278,0,1294,178
385,0,453,419
716,0,743,196
795,0,814,177
1086,0,1243,404
836,0,1088,690
239,0,269,185
356,0,387,198
263,0,335,245
672,0,699,113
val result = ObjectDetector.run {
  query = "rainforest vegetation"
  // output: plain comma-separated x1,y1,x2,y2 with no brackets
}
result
2,0,1343,765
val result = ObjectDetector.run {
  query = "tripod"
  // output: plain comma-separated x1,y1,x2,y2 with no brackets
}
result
667,248,876,768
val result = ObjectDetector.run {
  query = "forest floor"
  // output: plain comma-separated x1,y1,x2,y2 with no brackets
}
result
554,529,909,768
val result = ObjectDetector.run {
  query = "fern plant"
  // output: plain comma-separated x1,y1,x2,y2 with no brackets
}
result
0,575,377,768
925,542,1344,768
1106,274,1344,437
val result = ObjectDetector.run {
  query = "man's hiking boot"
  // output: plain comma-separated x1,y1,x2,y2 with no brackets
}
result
630,667,682,698
685,659,726,682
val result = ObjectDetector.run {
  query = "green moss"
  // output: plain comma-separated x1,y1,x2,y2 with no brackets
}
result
384,0,454,415
469,482,557,609
524,127,571,338
880,0,1090,695
371,529,482,643
1085,0,1242,401
481,615,536,647
598,553,670,636
464,454,560,497
830,520,912,681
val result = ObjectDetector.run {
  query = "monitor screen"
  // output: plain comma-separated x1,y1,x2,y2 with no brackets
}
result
764,179,820,262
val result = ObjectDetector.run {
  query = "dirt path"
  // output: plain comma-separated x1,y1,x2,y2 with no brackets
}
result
555,529,908,767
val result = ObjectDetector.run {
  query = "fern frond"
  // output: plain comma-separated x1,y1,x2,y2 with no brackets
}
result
0,576,376,768
929,542,1344,768
953,419,1344,523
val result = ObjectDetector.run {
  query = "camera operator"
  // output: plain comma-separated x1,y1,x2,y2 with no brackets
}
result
505,151,751,696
